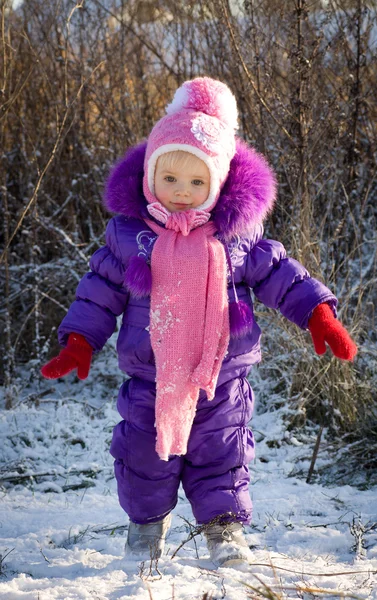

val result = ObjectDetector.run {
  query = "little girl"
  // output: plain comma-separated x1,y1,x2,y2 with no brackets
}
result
41,77,357,568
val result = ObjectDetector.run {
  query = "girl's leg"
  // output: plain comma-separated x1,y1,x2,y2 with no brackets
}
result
182,374,255,525
110,377,183,524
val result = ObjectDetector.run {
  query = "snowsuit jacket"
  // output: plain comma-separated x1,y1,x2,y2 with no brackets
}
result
58,139,337,525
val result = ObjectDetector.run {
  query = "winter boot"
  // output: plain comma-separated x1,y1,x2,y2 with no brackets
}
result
125,513,172,560
204,521,253,568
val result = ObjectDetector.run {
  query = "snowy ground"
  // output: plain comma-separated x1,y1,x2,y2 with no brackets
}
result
0,340,376,599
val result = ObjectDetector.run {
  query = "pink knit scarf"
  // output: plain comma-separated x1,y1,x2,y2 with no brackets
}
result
145,208,230,461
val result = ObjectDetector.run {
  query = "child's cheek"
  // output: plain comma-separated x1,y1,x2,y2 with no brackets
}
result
156,186,171,207
197,187,208,200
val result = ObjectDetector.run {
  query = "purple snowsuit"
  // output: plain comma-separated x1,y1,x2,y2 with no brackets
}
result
58,140,337,525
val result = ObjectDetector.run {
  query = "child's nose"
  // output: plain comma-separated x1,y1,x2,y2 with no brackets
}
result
175,184,190,196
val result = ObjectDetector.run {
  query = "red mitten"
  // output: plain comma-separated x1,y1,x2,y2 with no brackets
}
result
41,333,93,380
308,303,357,361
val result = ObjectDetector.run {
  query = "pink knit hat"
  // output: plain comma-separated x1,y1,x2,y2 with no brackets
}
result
143,77,239,212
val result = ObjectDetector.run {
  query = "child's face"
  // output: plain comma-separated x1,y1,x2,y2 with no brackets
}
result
154,157,210,212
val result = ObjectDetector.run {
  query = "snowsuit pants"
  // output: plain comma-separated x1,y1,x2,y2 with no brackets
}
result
110,371,255,525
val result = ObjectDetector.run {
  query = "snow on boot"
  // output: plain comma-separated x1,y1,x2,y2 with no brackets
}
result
125,513,172,560
204,521,253,568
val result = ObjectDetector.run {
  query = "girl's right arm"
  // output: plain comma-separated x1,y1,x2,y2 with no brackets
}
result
41,217,129,380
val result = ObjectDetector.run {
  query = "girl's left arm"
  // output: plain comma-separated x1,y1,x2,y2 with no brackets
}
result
244,237,357,360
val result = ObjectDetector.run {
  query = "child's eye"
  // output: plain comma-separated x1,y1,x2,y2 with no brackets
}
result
192,180,204,186
164,176,176,183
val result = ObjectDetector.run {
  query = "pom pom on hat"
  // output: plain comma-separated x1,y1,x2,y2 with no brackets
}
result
166,77,238,131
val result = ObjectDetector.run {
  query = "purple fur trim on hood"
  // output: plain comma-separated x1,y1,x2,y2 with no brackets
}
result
212,139,277,241
104,138,277,238
103,142,149,220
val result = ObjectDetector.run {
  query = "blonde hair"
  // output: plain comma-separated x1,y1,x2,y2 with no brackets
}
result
156,150,207,173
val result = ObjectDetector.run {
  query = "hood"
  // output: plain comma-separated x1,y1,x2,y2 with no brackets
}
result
103,138,277,241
